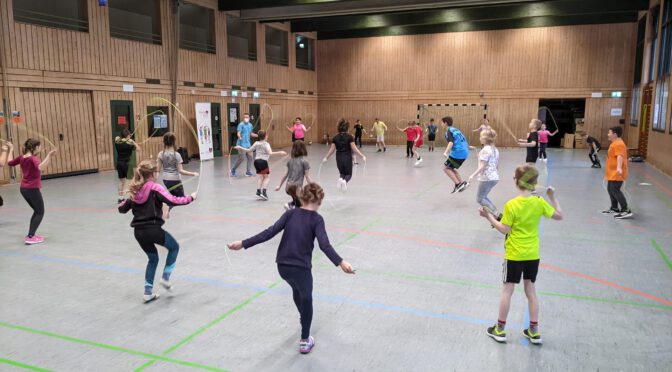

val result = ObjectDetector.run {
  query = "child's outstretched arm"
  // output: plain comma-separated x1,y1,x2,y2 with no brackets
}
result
350,142,366,161
469,159,487,181
479,207,511,235
38,149,57,171
314,217,355,274
118,199,132,214
275,172,288,191
443,141,453,157
0,140,13,166
235,145,252,153
177,163,198,177
228,212,290,250
323,143,336,162
546,186,563,220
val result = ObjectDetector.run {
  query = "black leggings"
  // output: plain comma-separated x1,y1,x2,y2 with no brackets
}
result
355,134,362,148
589,149,601,166
607,181,628,211
539,143,548,159
134,227,179,293
406,141,414,157
163,180,185,197
20,188,44,237
336,153,353,182
277,264,313,340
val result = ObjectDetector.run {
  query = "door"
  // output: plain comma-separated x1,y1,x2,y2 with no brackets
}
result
638,84,653,158
111,100,135,176
226,103,240,154
17,89,99,177
211,103,222,157
249,103,261,132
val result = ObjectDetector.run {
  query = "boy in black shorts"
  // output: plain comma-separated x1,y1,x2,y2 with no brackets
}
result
479,164,563,345
441,116,470,193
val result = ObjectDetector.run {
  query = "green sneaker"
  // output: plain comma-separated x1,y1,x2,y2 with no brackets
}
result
486,325,507,343
523,329,542,344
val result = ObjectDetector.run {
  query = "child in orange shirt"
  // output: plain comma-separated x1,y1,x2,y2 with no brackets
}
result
602,126,632,219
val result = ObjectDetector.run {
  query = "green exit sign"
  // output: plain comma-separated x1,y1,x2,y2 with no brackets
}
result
611,91,622,97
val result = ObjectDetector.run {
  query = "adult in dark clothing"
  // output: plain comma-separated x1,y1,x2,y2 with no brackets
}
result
353,119,366,148
114,129,139,203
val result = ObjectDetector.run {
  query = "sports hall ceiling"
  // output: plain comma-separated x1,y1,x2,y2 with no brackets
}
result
218,0,649,39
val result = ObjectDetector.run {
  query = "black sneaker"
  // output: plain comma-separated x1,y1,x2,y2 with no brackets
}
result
486,325,507,343
377,149,382,153
256,190,262,200
591,164,599,168
601,208,619,215
384,147,386,152
615,210,633,219
260,191,269,201
523,329,542,344
457,181,470,192
451,184,460,194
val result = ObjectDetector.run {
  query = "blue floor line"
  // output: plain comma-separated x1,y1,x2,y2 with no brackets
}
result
0,250,516,329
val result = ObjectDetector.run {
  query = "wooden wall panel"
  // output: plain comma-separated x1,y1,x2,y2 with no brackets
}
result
584,98,628,147
647,131,672,176
317,23,636,93
5,88,98,177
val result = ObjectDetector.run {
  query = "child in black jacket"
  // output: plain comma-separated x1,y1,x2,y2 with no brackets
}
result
118,160,196,302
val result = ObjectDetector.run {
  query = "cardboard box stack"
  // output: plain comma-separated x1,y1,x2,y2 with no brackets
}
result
574,118,586,149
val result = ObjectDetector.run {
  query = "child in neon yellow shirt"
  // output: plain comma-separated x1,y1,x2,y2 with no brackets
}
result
480,164,563,345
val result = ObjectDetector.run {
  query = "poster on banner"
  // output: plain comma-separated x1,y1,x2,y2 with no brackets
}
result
195,102,214,161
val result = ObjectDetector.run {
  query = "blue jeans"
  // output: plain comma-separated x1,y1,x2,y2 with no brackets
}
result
477,180,498,213
134,228,180,293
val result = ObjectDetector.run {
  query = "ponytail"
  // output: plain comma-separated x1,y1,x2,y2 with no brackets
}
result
128,160,157,198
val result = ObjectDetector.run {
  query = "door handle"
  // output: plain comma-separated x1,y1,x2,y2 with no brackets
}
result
59,134,64,141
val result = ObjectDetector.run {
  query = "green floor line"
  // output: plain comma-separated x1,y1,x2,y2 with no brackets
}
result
655,191,672,210
134,283,280,372
652,239,672,272
316,264,672,311
413,181,442,198
0,323,228,372
134,218,379,372
0,358,54,372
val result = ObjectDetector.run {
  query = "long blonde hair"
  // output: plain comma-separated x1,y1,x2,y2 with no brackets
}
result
129,160,157,198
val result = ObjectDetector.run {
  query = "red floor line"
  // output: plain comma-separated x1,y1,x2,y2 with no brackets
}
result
340,229,672,307
634,168,672,198
540,263,672,306
11,207,672,307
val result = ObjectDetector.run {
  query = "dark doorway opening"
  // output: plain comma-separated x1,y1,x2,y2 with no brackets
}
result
538,99,586,148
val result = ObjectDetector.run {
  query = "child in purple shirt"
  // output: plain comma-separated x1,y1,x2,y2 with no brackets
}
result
228,183,355,354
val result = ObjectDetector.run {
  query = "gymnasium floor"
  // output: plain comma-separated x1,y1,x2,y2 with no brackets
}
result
1,145,671,371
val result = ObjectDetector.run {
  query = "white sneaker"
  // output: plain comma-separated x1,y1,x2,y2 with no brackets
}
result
143,293,160,303
414,158,423,166
341,179,348,193
160,278,173,291
336,178,342,191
